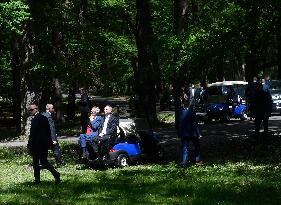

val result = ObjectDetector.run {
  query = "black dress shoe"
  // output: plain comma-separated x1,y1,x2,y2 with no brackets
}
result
55,173,61,185
34,180,40,185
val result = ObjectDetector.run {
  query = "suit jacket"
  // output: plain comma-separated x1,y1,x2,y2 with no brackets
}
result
100,114,119,136
42,112,57,141
175,108,200,138
87,115,102,136
252,89,272,117
28,113,52,152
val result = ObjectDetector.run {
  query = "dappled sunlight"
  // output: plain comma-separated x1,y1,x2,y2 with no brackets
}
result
1,155,281,204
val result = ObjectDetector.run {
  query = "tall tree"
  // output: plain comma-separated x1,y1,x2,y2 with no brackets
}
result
173,0,189,109
133,0,159,124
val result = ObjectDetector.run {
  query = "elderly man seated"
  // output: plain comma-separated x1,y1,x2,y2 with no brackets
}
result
79,106,102,159
93,105,119,159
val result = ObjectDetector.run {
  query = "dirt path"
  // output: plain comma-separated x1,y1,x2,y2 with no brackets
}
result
157,115,281,163
3,116,281,165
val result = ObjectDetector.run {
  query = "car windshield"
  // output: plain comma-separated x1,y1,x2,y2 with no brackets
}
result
207,86,225,103
207,82,247,103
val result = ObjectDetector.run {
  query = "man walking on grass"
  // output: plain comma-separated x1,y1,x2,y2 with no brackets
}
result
27,103,60,185
42,103,63,167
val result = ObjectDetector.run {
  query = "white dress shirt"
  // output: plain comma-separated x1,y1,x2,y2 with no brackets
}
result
101,114,110,135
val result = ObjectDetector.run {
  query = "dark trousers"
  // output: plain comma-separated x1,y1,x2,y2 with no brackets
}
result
181,136,200,166
81,112,89,133
255,116,269,135
93,135,116,157
32,149,59,182
52,143,63,165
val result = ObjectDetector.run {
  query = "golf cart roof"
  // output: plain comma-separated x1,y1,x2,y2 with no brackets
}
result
208,81,248,87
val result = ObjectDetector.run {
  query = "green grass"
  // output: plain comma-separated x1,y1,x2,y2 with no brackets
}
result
1,144,281,205
157,112,175,124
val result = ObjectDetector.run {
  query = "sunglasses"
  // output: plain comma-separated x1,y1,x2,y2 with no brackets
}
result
29,108,37,111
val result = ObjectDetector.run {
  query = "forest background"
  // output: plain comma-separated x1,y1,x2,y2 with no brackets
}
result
0,0,281,135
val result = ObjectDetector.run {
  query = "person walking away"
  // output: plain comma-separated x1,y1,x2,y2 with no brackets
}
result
79,88,90,133
78,106,102,159
252,82,272,137
27,103,60,185
175,102,202,167
42,104,63,167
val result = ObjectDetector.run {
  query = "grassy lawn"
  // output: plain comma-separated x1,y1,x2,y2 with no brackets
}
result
1,143,281,205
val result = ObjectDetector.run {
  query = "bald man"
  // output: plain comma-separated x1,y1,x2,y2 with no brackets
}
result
42,104,63,166
94,105,119,158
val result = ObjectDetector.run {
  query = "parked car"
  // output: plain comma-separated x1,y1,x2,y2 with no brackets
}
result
205,81,248,122
84,118,162,167
269,80,281,114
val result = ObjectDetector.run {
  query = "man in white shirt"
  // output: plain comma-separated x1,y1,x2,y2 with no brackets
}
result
95,105,119,158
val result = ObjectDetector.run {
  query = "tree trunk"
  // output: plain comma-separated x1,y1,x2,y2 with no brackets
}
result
277,14,281,80
11,37,22,134
134,0,159,125
215,57,225,81
278,35,281,80
11,23,35,135
67,82,77,120
244,3,259,82
191,0,199,25
173,0,189,109
52,78,65,122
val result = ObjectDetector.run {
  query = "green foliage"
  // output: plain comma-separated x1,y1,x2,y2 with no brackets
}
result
157,112,175,124
0,0,30,35
1,145,281,204
0,55,13,99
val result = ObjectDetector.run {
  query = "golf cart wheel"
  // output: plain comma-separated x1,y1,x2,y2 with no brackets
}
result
240,111,248,121
117,154,129,167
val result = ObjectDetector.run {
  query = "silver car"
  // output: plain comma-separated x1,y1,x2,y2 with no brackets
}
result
269,80,281,114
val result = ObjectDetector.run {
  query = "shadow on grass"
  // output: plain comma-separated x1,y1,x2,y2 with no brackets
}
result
0,127,18,142
2,164,281,205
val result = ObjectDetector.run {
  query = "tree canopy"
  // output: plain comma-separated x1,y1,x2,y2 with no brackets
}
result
0,0,280,133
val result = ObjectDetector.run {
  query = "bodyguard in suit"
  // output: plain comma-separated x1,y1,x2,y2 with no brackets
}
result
42,104,63,166
27,103,60,185
95,105,119,157
175,102,202,167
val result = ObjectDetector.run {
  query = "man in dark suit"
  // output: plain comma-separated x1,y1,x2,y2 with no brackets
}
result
252,82,273,136
27,103,60,185
175,102,202,167
42,104,63,166
95,105,119,158
79,88,90,133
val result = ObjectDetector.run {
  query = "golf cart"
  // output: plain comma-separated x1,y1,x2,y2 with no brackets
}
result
205,81,248,122
84,118,162,167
